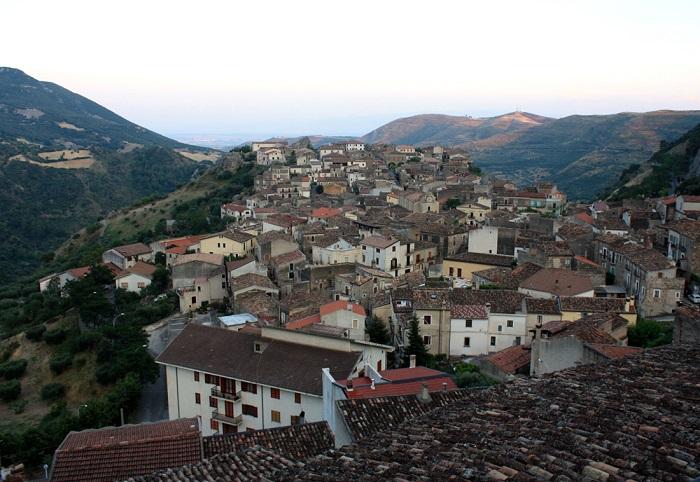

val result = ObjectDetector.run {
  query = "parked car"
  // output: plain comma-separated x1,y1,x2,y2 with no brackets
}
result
688,293,700,304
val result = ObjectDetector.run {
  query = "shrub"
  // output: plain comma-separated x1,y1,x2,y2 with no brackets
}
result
49,353,73,375
68,331,102,354
41,383,67,402
10,399,27,414
0,359,28,379
44,328,68,345
0,380,21,401
25,324,46,342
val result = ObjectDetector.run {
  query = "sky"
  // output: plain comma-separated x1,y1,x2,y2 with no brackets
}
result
2,0,700,141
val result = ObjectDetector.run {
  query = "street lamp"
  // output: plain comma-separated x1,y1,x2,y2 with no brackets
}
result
112,312,126,328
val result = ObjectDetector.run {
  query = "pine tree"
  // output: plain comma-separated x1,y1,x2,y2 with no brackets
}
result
405,316,429,367
366,315,391,345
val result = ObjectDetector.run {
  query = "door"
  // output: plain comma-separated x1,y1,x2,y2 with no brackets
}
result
225,401,234,418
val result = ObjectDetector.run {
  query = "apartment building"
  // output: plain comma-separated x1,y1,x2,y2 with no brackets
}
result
360,235,411,277
157,324,390,436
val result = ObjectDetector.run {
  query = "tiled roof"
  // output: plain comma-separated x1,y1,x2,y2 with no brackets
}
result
557,222,593,239
336,389,472,441
450,304,488,319
586,343,643,359
519,268,593,296
283,345,700,481
338,367,457,399
156,324,359,396
232,273,277,292
225,255,255,272
446,252,513,266
171,253,224,267
524,297,560,314
412,288,451,310
52,419,201,482
125,446,299,481
559,296,630,313
255,230,294,245
450,289,527,314
319,300,366,317
311,207,343,218
202,422,334,460
270,249,306,267
486,345,531,374
117,261,157,280
112,242,151,257
362,235,397,249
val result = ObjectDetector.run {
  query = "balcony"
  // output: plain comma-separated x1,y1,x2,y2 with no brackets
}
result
212,410,242,425
211,387,241,402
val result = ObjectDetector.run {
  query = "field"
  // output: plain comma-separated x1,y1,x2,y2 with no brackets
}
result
175,148,221,162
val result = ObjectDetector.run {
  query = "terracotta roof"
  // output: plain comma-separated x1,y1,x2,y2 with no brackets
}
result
221,202,248,213
284,345,700,481
202,422,334,460
319,300,366,317
524,297,560,314
112,242,151,257
450,289,527,314
559,296,629,313
520,268,593,296
66,265,91,279
270,249,306,267
225,256,255,272
51,419,201,482
126,446,297,481
586,343,643,360
285,313,321,330
362,235,398,249
116,261,158,280
486,345,531,374
446,252,513,266
450,304,488,319
255,230,294,246
171,253,224,267
575,212,595,225
232,273,277,292
311,207,343,218
339,367,457,399
156,324,359,396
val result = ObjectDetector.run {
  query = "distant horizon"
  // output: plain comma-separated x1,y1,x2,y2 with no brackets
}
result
3,0,699,137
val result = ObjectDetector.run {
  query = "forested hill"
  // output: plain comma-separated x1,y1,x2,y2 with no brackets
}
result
0,68,217,286
605,122,700,200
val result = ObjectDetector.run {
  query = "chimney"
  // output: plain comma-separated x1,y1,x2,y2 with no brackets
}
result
370,379,375,390
442,382,448,391
409,354,416,368
346,379,353,392
485,302,491,315
416,383,432,404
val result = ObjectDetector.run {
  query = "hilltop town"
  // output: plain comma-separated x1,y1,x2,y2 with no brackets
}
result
2,138,700,481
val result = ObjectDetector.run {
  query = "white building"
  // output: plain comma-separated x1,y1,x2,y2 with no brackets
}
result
115,261,157,293
450,303,527,357
312,238,361,265
468,227,499,255
319,300,367,341
344,141,365,151
360,235,410,277
157,324,391,436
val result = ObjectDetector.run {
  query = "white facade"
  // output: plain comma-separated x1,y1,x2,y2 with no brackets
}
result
360,239,410,277
115,273,151,293
312,239,361,265
320,308,366,341
450,313,527,357
345,142,365,151
468,227,499,254
165,365,322,436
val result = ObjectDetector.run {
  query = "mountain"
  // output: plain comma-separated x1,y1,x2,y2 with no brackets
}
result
605,123,700,200
0,68,217,286
361,112,552,147
362,110,700,200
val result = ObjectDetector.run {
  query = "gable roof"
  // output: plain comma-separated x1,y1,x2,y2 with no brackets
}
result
362,235,398,249
445,252,513,266
202,421,334,460
486,345,531,374
519,268,593,296
320,300,366,317
225,255,255,272
116,261,158,280
232,272,278,292
171,253,224,267
270,249,306,267
283,345,700,481
156,324,359,396
338,367,457,399
112,242,151,257
51,419,201,482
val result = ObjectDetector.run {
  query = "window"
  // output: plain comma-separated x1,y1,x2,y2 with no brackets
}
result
291,415,300,425
423,335,432,346
271,410,281,423
376,248,380,253
423,315,432,325
457,268,462,277
463,337,470,347
465,319,472,328
658,272,663,279
653,289,661,298
498,325,502,332
210,419,219,431
209,396,218,408
194,371,200,382
270,388,280,399
352,319,358,329
120,282,128,289
490,336,496,346
205,374,220,385
195,393,201,404
449,267,454,276
515,336,522,345
294,393,301,404
191,296,197,304
507,320,513,328
536,315,543,323
242,404,258,418
392,246,396,252
241,382,258,394
676,291,681,299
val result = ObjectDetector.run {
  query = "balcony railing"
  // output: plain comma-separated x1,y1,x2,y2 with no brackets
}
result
211,387,241,402
212,410,242,425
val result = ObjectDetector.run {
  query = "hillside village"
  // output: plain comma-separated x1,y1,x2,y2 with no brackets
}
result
7,138,700,480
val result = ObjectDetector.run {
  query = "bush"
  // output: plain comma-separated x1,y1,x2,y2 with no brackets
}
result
49,353,73,375
68,331,102,354
0,380,21,401
44,328,68,345
0,359,28,379
25,324,46,342
41,383,67,402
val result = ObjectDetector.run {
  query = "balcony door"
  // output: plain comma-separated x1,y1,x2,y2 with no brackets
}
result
225,401,234,418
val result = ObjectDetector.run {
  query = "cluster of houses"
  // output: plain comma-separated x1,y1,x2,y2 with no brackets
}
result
35,140,700,473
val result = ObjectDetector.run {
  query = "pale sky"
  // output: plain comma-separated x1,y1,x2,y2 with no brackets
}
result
3,0,700,140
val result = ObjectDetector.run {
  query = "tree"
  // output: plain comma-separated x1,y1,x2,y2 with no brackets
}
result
628,319,672,347
444,198,461,210
366,316,391,345
315,184,324,194
154,251,166,266
405,316,430,367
